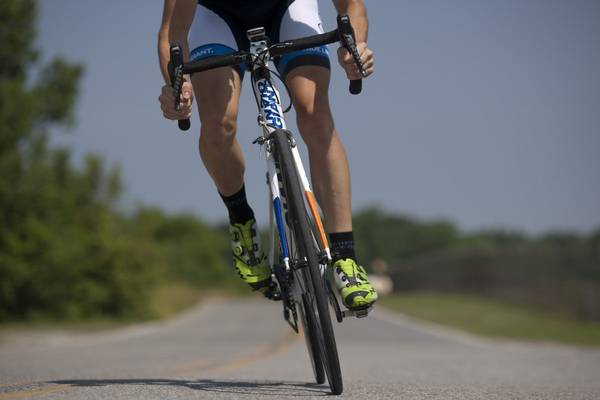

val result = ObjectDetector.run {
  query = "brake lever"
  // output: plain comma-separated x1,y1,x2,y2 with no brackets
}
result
168,45,190,131
337,14,366,95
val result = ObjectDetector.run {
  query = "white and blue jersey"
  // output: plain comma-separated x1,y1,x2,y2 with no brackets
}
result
189,0,331,78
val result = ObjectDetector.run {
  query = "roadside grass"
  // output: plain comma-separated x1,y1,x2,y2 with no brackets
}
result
0,281,253,337
148,280,251,319
380,292,600,346
148,281,205,319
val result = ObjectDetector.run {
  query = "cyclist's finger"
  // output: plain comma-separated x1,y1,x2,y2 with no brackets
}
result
348,63,361,76
159,92,174,108
362,57,374,72
161,84,175,99
360,48,373,66
180,97,192,111
348,72,362,80
160,103,176,118
160,88,191,114
180,81,193,105
177,95,192,109
172,107,192,118
337,47,353,65
160,101,177,114
162,109,177,120
181,91,192,105
177,104,192,116
159,96,172,113
345,66,362,81
362,63,374,77
178,105,192,115
163,109,191,120
160,99,188,117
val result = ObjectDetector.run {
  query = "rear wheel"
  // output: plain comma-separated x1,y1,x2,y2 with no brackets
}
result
273,129,343,395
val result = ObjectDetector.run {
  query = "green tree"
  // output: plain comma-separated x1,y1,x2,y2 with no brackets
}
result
0,0,163,321
353,207,458,267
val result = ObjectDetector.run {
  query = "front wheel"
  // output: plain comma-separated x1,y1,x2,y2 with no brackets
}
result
273,129,343,395
299,293,325,384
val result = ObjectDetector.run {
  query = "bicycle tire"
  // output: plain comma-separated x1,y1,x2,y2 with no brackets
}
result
273,129,343,395
300,293,325,384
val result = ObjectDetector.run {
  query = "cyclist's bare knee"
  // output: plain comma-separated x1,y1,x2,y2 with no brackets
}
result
286,66,335,148
200,115,238,149
191,67,241,146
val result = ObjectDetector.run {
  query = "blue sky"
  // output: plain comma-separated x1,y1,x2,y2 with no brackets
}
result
38,0,600,233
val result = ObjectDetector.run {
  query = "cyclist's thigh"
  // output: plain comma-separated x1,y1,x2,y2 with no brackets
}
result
188,4,244,125
275,0,331,85
286,66,332,118
276,0,332,112
191,68,242,127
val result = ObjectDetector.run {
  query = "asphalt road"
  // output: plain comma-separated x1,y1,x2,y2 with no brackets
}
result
1,298,599,399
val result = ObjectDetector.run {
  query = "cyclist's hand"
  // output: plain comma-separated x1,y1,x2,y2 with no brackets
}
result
337,42,374,80
158,80,193,120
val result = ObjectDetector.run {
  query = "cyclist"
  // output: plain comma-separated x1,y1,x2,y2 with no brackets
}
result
158,0,377,310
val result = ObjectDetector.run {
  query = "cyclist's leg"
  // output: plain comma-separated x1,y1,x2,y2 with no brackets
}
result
189,5,273,294
288,68,377,308
277,0,377,309
194,70,243,196
287,67,352,234
274,0,351,233
188,5,245,196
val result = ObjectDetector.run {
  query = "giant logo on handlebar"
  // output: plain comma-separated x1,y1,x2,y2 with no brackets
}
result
257,80,283,129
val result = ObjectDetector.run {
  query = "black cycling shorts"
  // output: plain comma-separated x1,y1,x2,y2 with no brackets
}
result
190,0,331,79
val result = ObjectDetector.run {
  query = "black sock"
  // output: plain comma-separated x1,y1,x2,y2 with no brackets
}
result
329,231,356,263
219,185,255,224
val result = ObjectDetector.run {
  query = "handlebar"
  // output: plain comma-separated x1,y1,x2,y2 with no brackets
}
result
167,46,190,131
182,52,251,76
168,14,367,131
337,14,366,95
269,29,339,56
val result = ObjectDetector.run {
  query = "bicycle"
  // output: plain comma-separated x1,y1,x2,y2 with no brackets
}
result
168,14,371,395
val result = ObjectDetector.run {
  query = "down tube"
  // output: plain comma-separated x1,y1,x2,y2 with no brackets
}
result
289,146,331,260
267,153,290,270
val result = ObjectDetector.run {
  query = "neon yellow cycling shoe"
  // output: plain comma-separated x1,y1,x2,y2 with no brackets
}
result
328,258,378,310
229,219,274,295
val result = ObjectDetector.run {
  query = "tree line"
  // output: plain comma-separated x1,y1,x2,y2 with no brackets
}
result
354,208,600,321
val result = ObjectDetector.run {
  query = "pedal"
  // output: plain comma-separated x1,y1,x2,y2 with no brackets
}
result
265,287,282,301
273,264,298,332
341,307,373,319
283,307,299,333
325,280,374,321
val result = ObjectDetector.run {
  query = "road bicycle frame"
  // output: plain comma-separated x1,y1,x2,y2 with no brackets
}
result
245,28,332,278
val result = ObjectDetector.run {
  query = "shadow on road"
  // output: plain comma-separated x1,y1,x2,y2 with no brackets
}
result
52,378,329,397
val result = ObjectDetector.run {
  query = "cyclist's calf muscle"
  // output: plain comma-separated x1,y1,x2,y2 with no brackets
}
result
286,66,353,234
192,68,246,197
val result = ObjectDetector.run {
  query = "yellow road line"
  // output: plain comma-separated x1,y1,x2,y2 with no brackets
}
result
0,382,37,389
199,327,299,376
0,384,70,400
0,326,300,399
